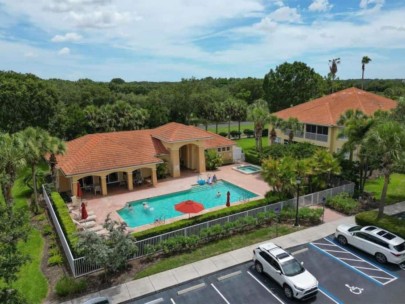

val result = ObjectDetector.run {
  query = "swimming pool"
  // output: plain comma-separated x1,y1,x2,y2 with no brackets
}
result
117,180,258,228
233,164,262,174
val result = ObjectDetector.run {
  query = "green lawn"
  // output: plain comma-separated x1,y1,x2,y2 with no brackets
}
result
364,173,405,204
234,137,269,151
4,168,49,304
13,229,48,304
134,224,295,279
205,122,255,134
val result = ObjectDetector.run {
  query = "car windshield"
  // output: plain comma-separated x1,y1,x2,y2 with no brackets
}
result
393,242,405,252
281,259,304,276
348,225,362,232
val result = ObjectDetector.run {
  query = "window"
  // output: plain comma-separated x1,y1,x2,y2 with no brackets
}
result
222,147,226,152
306,124,328,135
107,173,118,183
217,148,221,152
306,124,316,133
226,147,230,151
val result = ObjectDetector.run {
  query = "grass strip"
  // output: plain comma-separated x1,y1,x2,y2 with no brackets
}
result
135,224,296,279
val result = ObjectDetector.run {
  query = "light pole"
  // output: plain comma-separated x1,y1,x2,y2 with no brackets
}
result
294,177,301,227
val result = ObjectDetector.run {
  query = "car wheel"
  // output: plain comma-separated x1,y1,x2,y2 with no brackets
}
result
337,235,348,245
375,252,387,264
283,285,293,299
255,262,263,274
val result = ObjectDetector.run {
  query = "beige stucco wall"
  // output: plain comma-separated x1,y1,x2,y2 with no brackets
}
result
269,123,352,155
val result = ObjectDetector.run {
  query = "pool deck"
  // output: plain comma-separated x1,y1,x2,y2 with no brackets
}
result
80,163,270,232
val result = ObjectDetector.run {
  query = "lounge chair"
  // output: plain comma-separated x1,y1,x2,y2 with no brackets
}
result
73,219,97,230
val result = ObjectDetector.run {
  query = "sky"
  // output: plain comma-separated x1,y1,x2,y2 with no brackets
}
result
0,0,404,82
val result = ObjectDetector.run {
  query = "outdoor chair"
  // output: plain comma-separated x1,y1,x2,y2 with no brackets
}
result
94,185,101,195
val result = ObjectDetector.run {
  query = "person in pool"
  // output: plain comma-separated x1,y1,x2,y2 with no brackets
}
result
216,191,221,197
143,202,150,210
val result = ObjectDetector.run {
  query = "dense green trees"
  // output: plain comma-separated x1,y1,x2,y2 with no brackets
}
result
263,61,325,112
0,205,30,304
1,70,404,142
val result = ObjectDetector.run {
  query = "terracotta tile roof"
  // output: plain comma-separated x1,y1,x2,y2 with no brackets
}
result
56,130,167,176
204,131,236,149
274,87,397,126
151,122,213,142
56,123,236,176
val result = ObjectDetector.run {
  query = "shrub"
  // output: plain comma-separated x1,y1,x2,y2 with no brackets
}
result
205,150,223,170
156,161,169,179
48,247,60,257
230,130,241,138
42,224,53,236
243,129,254,138
326,192,360,215
55,276,87,297
262,129,268,137
219,132,228,137
50,192,79,255
48,254,63,266
355,211,405,238
244,150,261,165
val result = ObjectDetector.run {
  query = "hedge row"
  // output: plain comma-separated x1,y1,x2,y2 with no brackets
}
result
355,210,405,239
143,207,323,257
50,192,79,256
133,195,281,240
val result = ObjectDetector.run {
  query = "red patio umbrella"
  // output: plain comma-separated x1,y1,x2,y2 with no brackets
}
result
175,200,204,218
81,202,88,220
77,182,83,198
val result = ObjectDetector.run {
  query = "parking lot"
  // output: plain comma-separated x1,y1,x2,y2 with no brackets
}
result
122,236,405,304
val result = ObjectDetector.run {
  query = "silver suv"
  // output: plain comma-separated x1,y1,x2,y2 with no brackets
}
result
253,242,318,300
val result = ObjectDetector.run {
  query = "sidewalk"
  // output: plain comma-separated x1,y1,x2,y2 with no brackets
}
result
63,214,353,303
63,202,405,304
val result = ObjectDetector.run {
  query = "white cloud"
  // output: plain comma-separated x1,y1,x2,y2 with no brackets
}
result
359,0,385,11
58,47,70,55
254,17,278,32
69,10,133,28
309,0,333,12
51,32,82,42
269,6,301,23
44,0,112,13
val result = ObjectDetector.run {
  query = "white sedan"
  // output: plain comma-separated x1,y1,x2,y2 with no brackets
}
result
335,224,405,264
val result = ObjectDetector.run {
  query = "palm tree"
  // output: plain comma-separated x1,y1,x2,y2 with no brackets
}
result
19,127,66,213
329,58,341,92
0,132,26,207
232,99,248,139
269,115,282,144
362,121,405,219
309,149,341,190
337,109,373,161
280,117,302,143
247,99,270,153
361,56,372,90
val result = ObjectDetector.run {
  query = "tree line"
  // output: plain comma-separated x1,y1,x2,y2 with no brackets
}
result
1,63,404,140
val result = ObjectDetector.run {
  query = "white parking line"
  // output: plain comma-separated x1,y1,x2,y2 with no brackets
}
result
311,238,397,285
211,283,230,304
170,298,176,304
318,288,341,304
247,271,285,304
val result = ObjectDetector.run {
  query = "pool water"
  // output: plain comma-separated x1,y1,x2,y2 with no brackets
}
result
233,165,262,174
117,180,258,228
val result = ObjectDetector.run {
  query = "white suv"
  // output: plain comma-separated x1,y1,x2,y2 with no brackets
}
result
335,224,405,264
252,242,318,300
